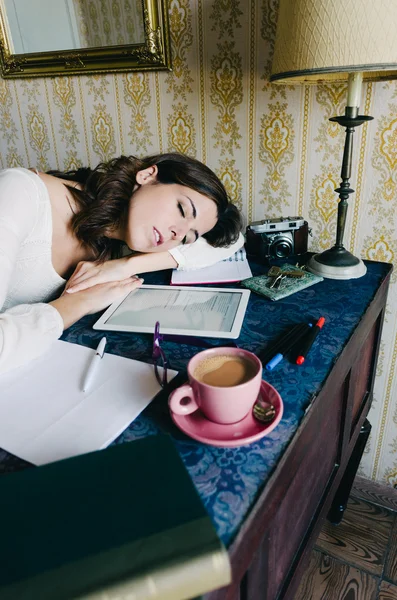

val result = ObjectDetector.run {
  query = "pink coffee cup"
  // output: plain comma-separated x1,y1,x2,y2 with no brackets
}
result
168,347,262,425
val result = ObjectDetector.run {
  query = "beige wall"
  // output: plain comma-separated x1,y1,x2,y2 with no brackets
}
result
0,0,396,485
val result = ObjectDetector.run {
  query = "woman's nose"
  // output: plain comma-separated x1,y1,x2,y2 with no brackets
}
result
170,221,189,241
171,229,185,242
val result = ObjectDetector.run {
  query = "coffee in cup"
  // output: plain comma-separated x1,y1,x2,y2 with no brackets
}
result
168,347,262,425
193,355,258,387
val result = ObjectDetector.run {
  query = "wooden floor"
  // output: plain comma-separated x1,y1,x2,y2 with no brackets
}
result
295,476,397,600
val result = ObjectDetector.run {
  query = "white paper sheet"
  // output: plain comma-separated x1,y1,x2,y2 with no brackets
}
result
0,340,177,466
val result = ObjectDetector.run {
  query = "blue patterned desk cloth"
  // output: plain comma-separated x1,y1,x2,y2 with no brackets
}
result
0,260,390,548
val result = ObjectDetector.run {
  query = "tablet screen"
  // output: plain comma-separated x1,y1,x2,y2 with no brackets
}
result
93,285,250,338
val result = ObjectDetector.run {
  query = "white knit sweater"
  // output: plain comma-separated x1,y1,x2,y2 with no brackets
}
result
0,168,243,373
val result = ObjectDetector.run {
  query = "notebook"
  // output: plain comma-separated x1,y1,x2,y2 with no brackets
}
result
0,435,231,600
0,340,177,466
241,264,323,301
171,248,252,284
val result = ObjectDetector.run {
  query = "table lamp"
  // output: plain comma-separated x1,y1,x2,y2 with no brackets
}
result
270,0,397,279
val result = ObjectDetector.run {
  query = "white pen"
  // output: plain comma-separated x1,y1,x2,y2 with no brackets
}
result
83,337,107,392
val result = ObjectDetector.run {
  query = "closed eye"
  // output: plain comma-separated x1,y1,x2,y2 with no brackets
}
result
178,201,198,244
181,231,199,245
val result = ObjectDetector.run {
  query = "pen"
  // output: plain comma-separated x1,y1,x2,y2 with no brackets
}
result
265,323,312,371
83,337,107,392
295,317,325,365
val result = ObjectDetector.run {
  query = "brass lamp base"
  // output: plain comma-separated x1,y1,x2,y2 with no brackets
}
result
307,247,366,280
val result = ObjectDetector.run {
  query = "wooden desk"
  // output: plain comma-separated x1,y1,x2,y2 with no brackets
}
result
203,260,392,600
0,259,392,600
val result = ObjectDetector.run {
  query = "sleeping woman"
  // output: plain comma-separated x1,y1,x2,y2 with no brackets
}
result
0,152,243,374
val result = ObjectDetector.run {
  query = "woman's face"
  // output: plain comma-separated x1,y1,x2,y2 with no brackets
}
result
122,165,218,253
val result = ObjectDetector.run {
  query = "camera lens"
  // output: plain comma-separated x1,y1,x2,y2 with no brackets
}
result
275,243,291,258
271,234,293,258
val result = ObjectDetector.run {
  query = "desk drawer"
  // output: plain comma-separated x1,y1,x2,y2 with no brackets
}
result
265,379,345,599
349,315,381,430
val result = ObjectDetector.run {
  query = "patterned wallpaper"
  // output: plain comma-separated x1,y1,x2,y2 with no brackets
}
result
73,0,144,47
0,0,396,485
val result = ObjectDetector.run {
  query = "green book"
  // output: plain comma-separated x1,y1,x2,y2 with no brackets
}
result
0,436,230,600
241,263,323,301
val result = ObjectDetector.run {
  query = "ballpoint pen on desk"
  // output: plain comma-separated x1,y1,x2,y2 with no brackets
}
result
265,322,312,371
83,337,107,392
295,317,325,365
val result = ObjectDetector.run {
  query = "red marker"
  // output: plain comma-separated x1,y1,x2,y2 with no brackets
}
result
296,317,325,365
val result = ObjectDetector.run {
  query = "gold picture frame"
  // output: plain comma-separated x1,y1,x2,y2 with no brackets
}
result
0,0,171,78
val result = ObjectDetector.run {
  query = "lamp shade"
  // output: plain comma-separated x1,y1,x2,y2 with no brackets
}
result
270,0,397,83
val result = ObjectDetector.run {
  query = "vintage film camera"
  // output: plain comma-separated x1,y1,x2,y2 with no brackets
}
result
246,216,310,262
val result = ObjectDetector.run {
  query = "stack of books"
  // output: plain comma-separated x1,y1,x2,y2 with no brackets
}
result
0,435,231,600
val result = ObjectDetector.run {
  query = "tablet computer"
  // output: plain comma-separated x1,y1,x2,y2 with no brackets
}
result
93,285,250,339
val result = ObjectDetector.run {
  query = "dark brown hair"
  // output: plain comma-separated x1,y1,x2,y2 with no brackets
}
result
48,153,242,261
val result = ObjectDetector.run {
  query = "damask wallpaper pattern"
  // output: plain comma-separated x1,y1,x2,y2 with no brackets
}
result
73,0,144,47
0,0,396,485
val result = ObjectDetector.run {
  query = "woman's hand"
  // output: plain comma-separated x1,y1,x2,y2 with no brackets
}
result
51,277,143,329
65,252,179,293
65,257,136,294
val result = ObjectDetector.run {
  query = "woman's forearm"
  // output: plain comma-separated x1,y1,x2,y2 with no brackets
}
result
64,253,176,295
125,234,244,275
0,303,64,374
50,295,91,330
126,252,178,275
65,239,244,296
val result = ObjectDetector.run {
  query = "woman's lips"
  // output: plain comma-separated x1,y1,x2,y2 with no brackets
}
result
153,227,163,246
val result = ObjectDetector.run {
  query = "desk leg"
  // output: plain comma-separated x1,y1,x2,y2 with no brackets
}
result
327,419,372,525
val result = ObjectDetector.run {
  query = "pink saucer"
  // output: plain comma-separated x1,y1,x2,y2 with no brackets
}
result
170,380,283,447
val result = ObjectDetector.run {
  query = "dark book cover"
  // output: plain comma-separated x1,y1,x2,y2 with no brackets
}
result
0,435,230,600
